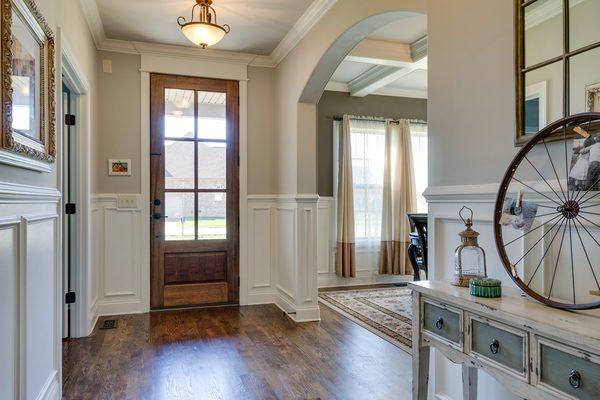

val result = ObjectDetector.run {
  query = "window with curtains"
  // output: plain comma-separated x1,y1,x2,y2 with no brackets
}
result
334,117,428,244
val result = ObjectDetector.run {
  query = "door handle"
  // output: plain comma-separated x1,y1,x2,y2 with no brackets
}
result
153,213,168,220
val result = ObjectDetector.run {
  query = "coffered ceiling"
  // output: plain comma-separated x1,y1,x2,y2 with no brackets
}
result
327,12,428,99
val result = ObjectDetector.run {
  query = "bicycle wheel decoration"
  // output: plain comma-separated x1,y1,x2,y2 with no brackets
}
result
494,112,600,310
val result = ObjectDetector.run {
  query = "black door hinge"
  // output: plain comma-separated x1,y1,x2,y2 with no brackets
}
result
64,114,76,126
65,292,76,304
237,154,240,166
65,203,76,215
237,276,240,287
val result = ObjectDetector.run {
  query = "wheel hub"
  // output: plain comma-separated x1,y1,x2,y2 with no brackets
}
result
558,200,580,220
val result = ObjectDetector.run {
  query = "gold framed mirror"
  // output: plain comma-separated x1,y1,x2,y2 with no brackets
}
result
1,0,55,163
515,0,600,145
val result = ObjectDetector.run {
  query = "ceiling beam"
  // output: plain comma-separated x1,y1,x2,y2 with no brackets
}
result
348,56,427,97
346,39,413,67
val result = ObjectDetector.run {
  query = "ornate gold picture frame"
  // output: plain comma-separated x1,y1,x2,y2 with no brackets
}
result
1,0,55,163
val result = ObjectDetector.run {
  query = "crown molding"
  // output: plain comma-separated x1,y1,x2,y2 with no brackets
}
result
325,81,427,99
81,0,337,67
79,0,106,47
269,0,338,65
98,38,276,67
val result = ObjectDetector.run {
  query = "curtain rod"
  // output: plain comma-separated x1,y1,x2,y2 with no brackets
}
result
332,115,427,124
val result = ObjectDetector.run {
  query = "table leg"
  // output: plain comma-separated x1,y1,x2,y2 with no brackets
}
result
462,365,478,400
412,345,430,399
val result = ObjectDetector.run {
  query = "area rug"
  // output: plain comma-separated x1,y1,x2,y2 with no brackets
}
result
319,286,413,353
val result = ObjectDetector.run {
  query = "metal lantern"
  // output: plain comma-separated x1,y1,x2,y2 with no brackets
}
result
452,206,487,287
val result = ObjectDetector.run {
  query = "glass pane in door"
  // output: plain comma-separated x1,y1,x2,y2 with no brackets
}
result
198,192,226,240
165,89,195,139
197,91,226,140
165,192,195,241
198,141,226,189
165,140,194,189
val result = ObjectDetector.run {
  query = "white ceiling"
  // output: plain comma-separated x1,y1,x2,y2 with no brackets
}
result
327,12,428,99
96,0,313,55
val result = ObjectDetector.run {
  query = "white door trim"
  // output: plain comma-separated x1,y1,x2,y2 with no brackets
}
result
60,33,94,337
140,55,249,308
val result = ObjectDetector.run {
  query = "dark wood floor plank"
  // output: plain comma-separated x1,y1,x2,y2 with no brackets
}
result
63,304,412,400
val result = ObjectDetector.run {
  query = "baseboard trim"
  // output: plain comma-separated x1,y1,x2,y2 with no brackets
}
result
246,290,277,305
274,291,321,322
318,272,412,288
96,299,147,317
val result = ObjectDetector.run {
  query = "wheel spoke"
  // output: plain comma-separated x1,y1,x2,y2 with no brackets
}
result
504,214,562,246
535,210,563,219
542,137,568,203
548,219,568,300
572,219,600,291
579,201,600,210
578,214,600,231
580,210,600,217
512,177,564,207
563,124,572,202
525,156,566,203
576,215,600,250
525,217,566,287
567,219,576,304
577,189,600,207
511,216,565,267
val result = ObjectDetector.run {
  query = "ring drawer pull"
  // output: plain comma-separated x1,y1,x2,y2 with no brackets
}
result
435,318,444,330
569,370,582,389
489,339,500,354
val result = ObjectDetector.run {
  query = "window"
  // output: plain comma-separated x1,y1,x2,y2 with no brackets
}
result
334,117,429,246
350,119,386,244
410,123,428,213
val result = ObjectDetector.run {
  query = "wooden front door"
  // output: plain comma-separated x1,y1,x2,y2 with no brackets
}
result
150,74,239,309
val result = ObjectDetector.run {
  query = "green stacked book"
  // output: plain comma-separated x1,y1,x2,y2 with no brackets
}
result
469,278,502,298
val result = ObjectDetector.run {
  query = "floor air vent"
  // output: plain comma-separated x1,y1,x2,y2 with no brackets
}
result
99,319,118,330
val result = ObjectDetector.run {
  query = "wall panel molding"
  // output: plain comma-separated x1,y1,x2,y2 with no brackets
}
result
0,181,60,400
91,194,146,318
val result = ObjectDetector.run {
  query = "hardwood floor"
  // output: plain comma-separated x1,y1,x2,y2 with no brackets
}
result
63,304,412,400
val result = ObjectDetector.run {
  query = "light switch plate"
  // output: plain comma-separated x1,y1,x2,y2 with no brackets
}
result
117,194,138,209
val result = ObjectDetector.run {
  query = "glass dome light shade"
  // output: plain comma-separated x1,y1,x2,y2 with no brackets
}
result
181,22,226,48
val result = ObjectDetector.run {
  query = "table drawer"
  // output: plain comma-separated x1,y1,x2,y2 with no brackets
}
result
470,316,527,377
538,339,600,400
422,300,461,346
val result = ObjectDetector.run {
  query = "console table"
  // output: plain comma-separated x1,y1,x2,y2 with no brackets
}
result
409,281,600,400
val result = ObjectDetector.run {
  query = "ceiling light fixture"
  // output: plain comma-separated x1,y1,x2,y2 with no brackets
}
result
177,0,230,49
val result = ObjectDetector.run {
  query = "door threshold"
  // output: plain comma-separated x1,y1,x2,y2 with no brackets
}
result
150,302,240,313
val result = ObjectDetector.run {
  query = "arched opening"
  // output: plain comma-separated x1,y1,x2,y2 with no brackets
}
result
299,9,429,297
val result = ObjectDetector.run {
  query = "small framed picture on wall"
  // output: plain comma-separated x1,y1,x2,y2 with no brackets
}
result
108,159,131,176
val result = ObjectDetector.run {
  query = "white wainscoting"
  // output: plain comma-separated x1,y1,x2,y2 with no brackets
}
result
0,182,61,400
91,194,148,318
246,195,320,321
316,197,412,288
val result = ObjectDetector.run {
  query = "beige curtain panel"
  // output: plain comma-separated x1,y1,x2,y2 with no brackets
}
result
380,119,417,275
335,115,356,278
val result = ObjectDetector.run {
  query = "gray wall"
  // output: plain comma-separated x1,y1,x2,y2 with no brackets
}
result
316,90,427,196
96,51,141,193
94,54,277,195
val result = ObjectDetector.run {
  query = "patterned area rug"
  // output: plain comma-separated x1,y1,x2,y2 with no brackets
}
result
319,287,413,353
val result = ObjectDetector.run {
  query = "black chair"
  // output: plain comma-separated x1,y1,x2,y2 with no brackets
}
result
407,213,428,281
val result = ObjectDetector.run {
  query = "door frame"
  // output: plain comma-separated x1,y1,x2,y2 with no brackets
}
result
59,37,93,338
140,55,249,311
149,73,240,308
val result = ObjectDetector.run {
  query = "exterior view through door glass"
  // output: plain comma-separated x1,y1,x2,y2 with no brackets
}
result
151,75,239,309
